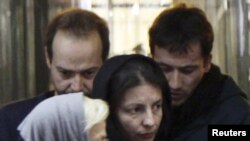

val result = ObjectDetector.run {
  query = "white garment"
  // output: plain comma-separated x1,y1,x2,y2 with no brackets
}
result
18,92,88,141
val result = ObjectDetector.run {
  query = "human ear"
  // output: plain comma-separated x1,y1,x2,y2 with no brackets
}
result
204,54,212,72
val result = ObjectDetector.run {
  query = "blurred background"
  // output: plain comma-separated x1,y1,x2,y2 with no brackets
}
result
0,0,250,106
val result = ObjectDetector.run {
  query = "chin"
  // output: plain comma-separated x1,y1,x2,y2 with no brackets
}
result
172,100,185,108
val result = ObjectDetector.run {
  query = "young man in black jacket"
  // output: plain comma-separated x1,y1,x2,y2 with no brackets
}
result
149,3,250,141
0,8,110,141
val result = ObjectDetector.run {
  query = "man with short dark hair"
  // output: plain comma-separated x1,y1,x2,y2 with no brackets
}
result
0,8,110,141
149,3,250,141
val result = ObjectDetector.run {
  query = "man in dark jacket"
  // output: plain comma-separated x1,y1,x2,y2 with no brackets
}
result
149,3,250,141
0,8,110,141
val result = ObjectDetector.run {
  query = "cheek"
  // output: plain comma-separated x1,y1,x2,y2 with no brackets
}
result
85,79,94,88
117,112,138,135
50,70,71,88
158,110,163,121
50,66,61,81
51,72,64,85
183,72,204,90
154,110,163,127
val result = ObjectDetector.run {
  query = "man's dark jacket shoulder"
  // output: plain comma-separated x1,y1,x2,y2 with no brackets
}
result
172,77,250,141
0,91,54,141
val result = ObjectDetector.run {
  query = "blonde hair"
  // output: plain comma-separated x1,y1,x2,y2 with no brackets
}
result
83,96,109,131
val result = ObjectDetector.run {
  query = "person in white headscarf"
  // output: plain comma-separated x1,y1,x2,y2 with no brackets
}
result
17,92,109,141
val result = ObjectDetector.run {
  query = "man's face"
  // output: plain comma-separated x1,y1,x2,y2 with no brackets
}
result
153,43,211,107
46,30,103,95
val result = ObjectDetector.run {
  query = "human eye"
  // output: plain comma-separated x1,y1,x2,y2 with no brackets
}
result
153,101,162,112
59,69,73,78
127,106,144,115
159,64,172,73
83,69,98,79
181,66,197,74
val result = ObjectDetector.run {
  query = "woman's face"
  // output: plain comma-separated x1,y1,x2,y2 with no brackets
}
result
117,83,163,141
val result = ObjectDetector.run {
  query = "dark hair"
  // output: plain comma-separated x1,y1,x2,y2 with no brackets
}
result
45,8,110,62
110,57,170,141
149,3,213,59
91,54,171,141
109,58,169,111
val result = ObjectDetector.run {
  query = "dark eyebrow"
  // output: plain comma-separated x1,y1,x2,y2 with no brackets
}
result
56,66,72,72
81,67,100,75
157,62,170,67
84,66,99,71
56,66,100,72
154,99,163,105
179,65,199,70
157,62,198,70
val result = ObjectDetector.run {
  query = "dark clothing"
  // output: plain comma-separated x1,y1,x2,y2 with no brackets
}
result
0,91,54,141
169,65,250,141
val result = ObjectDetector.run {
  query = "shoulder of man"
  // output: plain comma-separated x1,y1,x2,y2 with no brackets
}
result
0,91,54,141
214,77,250,123
0,91,55,118
221,76,248,98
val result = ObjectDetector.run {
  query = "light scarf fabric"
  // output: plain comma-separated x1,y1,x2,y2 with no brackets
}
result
18,92,88,141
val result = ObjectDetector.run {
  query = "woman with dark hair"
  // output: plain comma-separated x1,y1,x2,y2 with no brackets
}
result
91,54,171,141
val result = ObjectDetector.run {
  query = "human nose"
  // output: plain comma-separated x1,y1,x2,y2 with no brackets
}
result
143,109,155,127
71,74,84,92
168,71,181,90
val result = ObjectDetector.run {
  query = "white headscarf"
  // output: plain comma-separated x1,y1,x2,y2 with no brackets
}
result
18,92,88,141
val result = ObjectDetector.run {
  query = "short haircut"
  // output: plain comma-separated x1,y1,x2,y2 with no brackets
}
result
149,3,213,59
45,8,110,62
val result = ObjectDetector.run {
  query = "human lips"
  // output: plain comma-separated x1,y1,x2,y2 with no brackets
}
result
171,92,183,101
140,132,155,140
